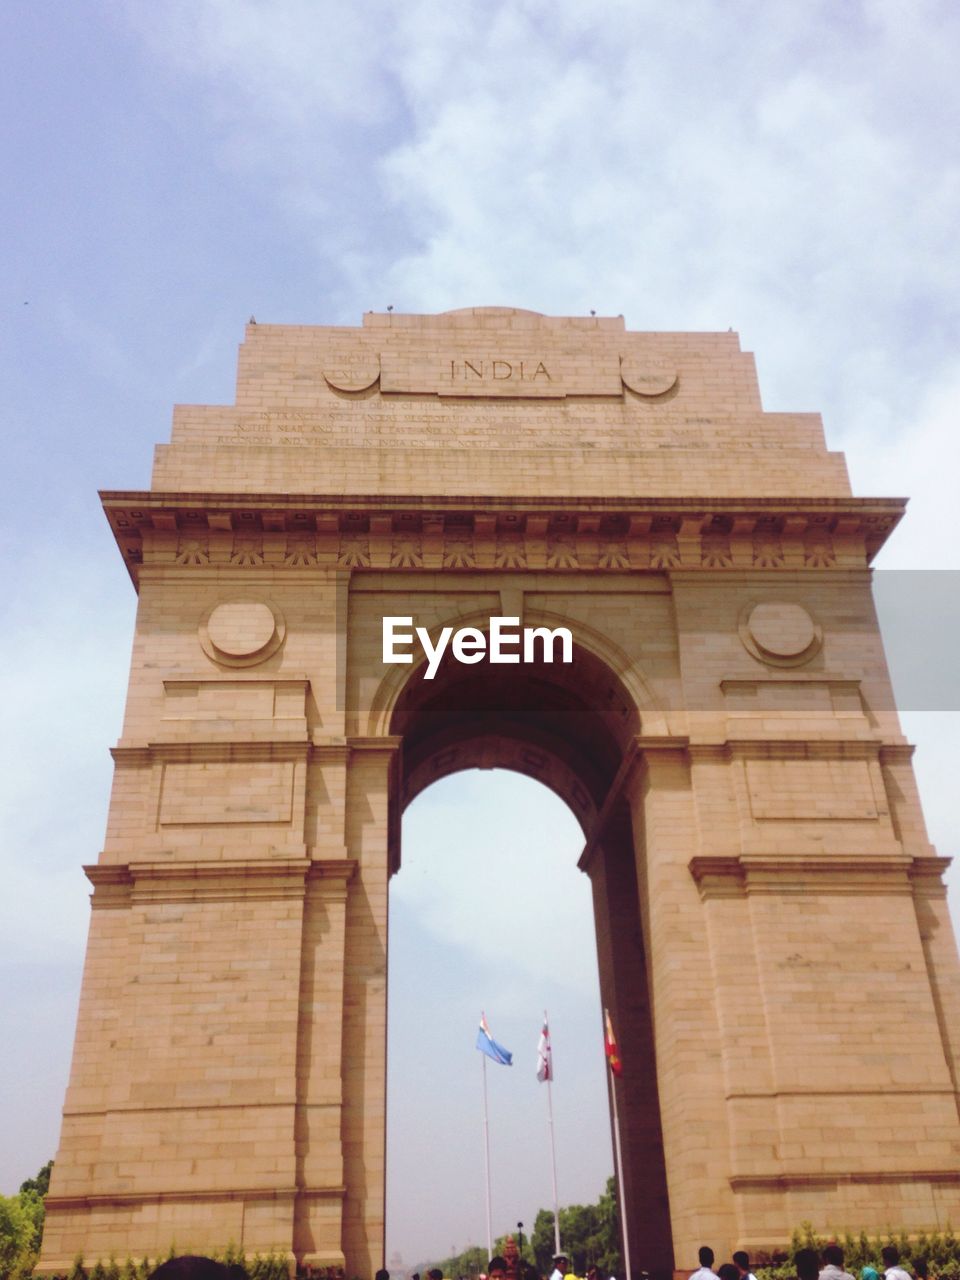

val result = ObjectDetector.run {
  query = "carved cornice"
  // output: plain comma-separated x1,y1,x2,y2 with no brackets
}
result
85,857,356,904
689,852,932,899
111,740,309,764
45,1187,330,1210
909,855,954,898
687,738,885,762
729,1168,960,1192
347,735,403,755
101,492,905,587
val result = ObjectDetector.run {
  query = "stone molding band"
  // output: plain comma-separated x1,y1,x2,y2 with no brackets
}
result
102,492,905,585
85,858,357,905
689,853,952,898
45,1187,345,1211
110,739,401,761
729,1170,960,1191
62,1099,335,1117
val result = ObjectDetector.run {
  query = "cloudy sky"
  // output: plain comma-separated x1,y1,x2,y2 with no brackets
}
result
2,0,960,1267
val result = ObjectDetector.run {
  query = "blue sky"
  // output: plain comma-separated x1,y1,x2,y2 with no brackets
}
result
2,0,960,1265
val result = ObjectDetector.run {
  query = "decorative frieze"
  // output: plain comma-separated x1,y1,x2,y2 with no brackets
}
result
103,494,905,584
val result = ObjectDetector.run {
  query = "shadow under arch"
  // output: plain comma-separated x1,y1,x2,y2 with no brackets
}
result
379,615,675,1277
386,620,642,839
366,604,668,747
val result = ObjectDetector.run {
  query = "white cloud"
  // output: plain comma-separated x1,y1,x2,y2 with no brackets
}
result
843,359,960,568
117,0,960,448
0,547,133,965
10,0,960,1247
127,0,399,126
396,770,598,1001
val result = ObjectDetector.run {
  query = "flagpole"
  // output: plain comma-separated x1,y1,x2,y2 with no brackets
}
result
482,1047,493,1261
543,1010,561,1255
609,1075,632,1280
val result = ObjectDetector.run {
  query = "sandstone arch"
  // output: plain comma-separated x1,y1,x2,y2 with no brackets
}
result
39,310,960,1279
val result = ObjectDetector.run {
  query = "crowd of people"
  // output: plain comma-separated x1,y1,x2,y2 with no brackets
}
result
399,1249,594,1280
691,1242,934,1280
135,1240,935,1280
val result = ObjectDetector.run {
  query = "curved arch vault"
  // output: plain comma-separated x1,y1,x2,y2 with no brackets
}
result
39,310,960,1279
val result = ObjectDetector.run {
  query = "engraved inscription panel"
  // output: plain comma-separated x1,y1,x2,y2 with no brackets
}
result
379,349,621,397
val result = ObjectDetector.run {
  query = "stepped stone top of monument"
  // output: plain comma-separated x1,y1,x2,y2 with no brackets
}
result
146,308,857,501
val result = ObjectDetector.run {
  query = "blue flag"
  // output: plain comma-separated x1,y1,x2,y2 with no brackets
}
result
476,1012,513,1065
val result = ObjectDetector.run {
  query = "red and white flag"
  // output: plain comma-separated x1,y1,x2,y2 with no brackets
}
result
536,1016,553,1082
604,1008,623,1077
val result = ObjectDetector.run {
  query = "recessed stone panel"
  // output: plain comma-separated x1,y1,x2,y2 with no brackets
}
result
158,761,295,825
379,348,621,397
746,758,879,820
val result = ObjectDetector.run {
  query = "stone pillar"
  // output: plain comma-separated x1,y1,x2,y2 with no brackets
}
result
340,738,400,1275
41,859,309,1273
294,860,355,1267
624,744,738,1267
586,804,673,1279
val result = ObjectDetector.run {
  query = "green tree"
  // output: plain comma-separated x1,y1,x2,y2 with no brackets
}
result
532,1209,560,1276
0,1194,40,1279
424,1244,491,1277
0,1160,55,1280
531,1178,620,1277
19,1161,53,1199
593,1177,621,1276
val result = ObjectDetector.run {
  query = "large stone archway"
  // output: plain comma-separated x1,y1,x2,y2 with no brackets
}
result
39,309,960,1278
385,633,674,1272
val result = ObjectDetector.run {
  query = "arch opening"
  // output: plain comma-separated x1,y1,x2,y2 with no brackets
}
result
386,769,613,1268
383,645,675,1276
388,638,642,844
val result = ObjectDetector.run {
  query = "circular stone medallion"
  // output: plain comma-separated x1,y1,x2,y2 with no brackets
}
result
620,356,678,398
200,599,285,667
740,601,821,666
322,352,381,393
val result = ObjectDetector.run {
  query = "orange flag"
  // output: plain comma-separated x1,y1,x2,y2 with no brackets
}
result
604,1008,622,1077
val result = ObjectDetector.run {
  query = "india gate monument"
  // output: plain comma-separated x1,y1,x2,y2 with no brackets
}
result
39,309,960,1277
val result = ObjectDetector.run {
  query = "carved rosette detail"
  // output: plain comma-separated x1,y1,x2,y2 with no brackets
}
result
650,537,680,569
804,536,836,568
337,536,371,568
701,535,733,568
390,537,423,569
598,542,630,569
284,535,318,567
495,535,527,569
230,535,264,567
175,535,210,566
161,526,844,571
127,507,880,575
443,537,476,569
753,536,785,569
546,538,579,569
